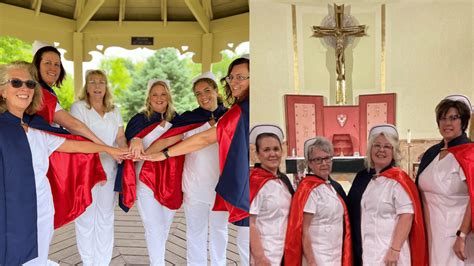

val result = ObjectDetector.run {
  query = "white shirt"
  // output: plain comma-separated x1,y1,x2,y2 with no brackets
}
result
360,175,413,265
70,101,124,179
250,179,292,265
418,153,474,265
26,128,65,199
303,183,344,266
135,121,172,194
182,122,219,204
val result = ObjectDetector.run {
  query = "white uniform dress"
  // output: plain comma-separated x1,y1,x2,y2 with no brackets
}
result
182,122,229,266
360,175,413,265
135,121,175,266
418,153,474,265
70,101,123,266
302,183,344,266
250,179,292,265
23,128,65,266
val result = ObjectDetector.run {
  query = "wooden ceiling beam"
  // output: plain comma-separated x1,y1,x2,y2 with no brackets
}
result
31,0,42,16
184,0,210,33
119,0,126,26
161,0,168,26
76,0,105,32
74,0,84,20
203,0,213,20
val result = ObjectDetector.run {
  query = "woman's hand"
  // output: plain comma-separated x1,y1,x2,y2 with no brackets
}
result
106,147,130,162
140,152,166,162
129,138,144,159
453,236,467,261
383,248,400,266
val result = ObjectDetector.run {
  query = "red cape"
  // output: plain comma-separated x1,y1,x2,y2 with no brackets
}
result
250,167,277,205
44,132,106,229
120,123,203,210
380,167,428,266
284,176,352,266
448,143,474,231
37,86,57,125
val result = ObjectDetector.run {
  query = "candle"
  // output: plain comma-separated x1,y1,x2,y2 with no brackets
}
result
407,129,411,144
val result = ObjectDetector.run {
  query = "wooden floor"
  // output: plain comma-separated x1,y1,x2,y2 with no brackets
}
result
48,207,241,265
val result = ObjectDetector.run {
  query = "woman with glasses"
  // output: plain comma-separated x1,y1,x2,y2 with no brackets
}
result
348,124,426,266
70,69,128,265
0,61,126,265
417,95,474,265
32,46,104,144
144,56,250,265
249,124,294,265
284,137,351,266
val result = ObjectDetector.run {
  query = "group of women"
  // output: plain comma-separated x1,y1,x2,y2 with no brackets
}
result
0,46,250,266
250,95,473,265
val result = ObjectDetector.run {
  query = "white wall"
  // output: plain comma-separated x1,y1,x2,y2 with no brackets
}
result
250,0,474,140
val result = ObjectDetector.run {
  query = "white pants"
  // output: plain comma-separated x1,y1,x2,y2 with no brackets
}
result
237,226,250,266
75,180,116,266
184,199,229,266
24,182,54,266
137,185,176,266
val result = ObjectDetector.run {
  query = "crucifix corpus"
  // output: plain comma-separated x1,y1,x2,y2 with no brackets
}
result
312,3,367,105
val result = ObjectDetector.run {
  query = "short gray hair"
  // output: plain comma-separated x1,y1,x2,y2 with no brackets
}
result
306,137,333,160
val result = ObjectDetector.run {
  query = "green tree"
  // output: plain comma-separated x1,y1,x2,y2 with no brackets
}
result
0,36,33,64
120,48,197,121
99,57,134,118
56,77,75,111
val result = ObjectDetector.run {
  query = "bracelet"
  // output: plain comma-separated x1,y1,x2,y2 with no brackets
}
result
163,148,171,159
131,137,141,142
390,247,401,252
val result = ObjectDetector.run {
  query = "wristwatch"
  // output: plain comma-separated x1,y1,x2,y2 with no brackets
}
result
456,230,467,239
163,148,170,159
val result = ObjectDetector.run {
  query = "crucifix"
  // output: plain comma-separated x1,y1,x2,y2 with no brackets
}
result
312,4,367,105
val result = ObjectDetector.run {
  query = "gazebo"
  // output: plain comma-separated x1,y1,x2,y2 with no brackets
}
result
0,0,249,93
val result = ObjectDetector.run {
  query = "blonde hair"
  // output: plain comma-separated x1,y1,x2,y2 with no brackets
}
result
144,80,176,121
365,132,402,169
78,69,115,112
0,61,43,115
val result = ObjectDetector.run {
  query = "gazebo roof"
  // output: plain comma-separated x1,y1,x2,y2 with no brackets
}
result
1,0,248,24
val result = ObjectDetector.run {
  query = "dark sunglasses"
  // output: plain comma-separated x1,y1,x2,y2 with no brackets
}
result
2,79,38,90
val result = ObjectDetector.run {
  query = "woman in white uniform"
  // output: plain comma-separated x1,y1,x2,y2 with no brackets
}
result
0,61,126,265
179,73,229,265
284,137,351,266
71,70,128,265
417,95,474,265
146,72,230,265
127,79,178,266
249,124,294,265
358,124,419,265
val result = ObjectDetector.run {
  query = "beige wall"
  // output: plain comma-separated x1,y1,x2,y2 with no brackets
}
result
250,0,474,141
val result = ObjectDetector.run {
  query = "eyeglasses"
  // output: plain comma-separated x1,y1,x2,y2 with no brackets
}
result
225,74,249,83
308,156,333,164
373,143,393,151
439,115,461,123
1,79,38,89
87,80,107,86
